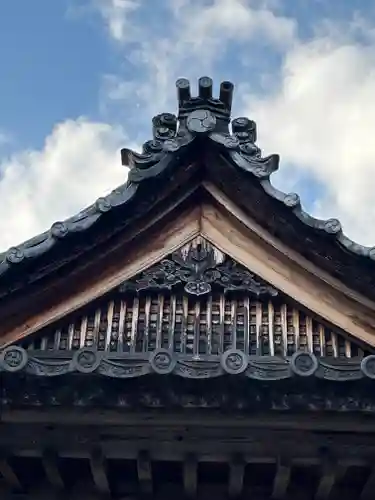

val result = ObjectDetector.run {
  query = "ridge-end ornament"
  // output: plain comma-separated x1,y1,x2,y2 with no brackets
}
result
0,346,28,372
361,355,375,379
290,351,318,377
150,349,176,375
221,349,248,375
73,348,101,374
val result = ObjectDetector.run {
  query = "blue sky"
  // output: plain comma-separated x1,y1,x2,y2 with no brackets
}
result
1,0,375,249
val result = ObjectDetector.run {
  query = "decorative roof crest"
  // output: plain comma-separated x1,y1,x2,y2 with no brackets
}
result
2,76,375,301
121,76,279,181
176,76,233,130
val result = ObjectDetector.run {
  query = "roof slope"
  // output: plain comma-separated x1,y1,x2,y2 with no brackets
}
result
1,77,375,300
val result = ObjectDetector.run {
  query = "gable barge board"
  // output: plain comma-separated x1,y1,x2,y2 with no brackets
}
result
0,195,202,349
200,200,375,348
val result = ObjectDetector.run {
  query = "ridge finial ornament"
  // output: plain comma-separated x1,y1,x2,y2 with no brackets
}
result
124,76,280,187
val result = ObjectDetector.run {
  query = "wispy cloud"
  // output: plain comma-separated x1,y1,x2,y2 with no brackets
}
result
243,22,375,244
0,0,375,251
98,0,297,122
0,119,130,249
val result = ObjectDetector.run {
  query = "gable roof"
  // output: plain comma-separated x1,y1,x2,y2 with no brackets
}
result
0,76,374,301
1,237,373,383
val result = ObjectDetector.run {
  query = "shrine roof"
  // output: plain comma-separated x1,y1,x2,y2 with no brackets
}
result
0,76,374,299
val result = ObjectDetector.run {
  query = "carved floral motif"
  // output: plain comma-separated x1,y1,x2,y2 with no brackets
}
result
119,239,278,297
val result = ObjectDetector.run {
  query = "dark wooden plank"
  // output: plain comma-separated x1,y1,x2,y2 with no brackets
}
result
137,450,153,494
5,409,375,434
42,449,64,490
89,447,110,495
183,454,197,498
272,458,291,499
228,454,245,498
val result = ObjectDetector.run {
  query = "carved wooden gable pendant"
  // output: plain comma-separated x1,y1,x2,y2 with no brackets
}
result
12,237,370,382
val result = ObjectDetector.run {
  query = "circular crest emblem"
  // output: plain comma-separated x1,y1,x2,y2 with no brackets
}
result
184,280,211,296
324,218,341,234
150,349,176,375
73,348,100,374
0,346,28,372
284,193,300,208
290,351,318,377
221,349,248,375
187,110,216,134
361,355,375,379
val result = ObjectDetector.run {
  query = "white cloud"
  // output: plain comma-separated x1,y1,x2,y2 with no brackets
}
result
98,0,375,245
0,119,129,250
1,0,375,255
244,30,375,245
94,0,140,42
100,0,297,118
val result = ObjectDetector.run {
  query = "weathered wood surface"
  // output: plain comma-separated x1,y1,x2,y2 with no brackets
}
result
0,204,201,349
200,201,375,347
2,193,375,352
0,446,372,499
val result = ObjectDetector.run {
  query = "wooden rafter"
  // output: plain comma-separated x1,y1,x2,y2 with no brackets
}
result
42,449,64,490
228,454,245,498
272,458,291,499
137,450,152,495
183,454,197,498
89,448,110,495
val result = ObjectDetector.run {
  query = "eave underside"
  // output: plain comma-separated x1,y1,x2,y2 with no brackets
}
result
2,378,375,500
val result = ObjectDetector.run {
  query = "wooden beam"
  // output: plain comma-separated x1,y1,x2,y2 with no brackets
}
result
0,454,21,491
137,450,152,495
89,447,110,495
228,454,245,498
204,181,375,314
272,458,291,499
183,454,197,498
0,205,201,349
201,200,375,348
42,449,64,490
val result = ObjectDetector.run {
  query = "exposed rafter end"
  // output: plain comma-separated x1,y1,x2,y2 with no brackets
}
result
184,453,198,498
89,447,110,496
272,457,291,499
137,450,153,495
315,455,346,500
228,453,246,498
42,448,65,491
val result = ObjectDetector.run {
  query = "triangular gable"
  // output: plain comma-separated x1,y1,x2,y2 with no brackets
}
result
14,236,371,361
1,195,375,356
0,77,375,366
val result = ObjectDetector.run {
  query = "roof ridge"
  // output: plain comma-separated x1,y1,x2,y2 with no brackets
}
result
0,77,373,291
